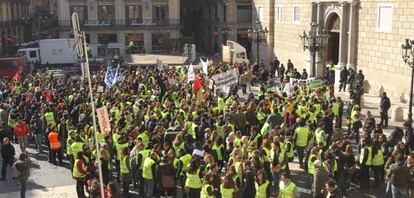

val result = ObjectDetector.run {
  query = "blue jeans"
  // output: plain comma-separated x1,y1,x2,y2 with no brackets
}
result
20,178,27,198
391,184,408,198
144,179,154,198
272,171,280,193
34,134,43,152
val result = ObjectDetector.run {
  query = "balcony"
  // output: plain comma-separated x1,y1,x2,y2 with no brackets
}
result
0,19,28,29
58,19,181,30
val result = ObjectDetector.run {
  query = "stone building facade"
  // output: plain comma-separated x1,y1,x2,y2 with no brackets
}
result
253,0,414,100
195,0,253,55
57,0,181,58
0,0,31,55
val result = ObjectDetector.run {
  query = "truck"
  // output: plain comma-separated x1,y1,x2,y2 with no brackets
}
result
222,40,249,64
17,39,78,66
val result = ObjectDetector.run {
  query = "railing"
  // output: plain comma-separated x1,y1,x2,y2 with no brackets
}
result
58,19,180,29
0,19,28,28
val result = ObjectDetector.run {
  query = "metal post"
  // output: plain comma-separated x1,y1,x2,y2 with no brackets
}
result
83,31,105,198
312,37,317,77
409,64,414,122
72,13,105,198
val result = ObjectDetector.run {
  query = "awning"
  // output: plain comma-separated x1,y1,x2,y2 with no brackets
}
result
3,36,14,42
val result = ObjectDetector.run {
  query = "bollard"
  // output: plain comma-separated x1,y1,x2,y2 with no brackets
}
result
391,105,404,122
360,95,364,108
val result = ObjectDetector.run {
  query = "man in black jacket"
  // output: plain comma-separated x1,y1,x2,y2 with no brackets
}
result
403,121,414,154
339,67,349,92
380,92,391,128
241,161,256,198
1,137,15,180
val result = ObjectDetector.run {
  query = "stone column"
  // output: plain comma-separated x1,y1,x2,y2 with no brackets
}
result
311,2,317,23
337,2,348,68
335,2,348,87
347,2,357,69
315,3,325,78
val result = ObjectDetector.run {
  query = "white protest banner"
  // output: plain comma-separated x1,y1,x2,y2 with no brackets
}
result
200,57,208,75
207,79,214,90
222,45,231,63
211,68,239,90
97,86,104,93
96,106,111,134
187,64,195,82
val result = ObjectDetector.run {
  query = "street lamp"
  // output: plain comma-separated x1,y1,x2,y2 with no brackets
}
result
401,38,414,123
248,20,268,64
299,22,329,77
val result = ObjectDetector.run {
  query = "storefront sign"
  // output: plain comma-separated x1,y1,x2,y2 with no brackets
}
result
84,20,112,27
130,19,157,26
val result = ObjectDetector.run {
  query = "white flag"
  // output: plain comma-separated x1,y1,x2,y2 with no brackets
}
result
200,57,208,75
187,64,195,82
157,59,164,71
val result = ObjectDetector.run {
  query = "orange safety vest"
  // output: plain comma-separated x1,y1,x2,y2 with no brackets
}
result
48,131,61,150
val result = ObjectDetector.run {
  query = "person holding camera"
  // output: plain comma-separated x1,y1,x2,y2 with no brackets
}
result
13,153,31,198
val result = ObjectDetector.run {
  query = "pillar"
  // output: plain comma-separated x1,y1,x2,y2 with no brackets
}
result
337,2,348,68
315,3,325,78
311,2,317,23
118,32,126,55
335,2,349,87
347,2,357,70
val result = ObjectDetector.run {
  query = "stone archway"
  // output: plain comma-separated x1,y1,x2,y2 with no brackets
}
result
325,13,340,65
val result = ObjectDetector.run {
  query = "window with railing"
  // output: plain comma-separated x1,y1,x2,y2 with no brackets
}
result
126,5,143,25
98,5,115,24
126,33,145,54
70,6,88,24
237,5,252,23
151,32,170,53
152,5,168,25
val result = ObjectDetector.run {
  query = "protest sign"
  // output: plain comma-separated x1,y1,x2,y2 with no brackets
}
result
187,64,195,82
96,106,111,134
239,70,253,85
308,79,325,90
211,68,239,89
222,46,231,63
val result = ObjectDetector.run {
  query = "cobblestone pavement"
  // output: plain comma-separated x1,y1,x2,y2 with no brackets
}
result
0,85,399,198
0,142,76,197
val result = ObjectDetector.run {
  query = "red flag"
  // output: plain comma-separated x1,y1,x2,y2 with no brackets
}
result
12,70,20,81
193,75,203,93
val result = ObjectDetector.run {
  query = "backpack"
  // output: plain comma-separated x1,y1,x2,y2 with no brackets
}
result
161,174,176,188
392,166,412,187
12,161,21,178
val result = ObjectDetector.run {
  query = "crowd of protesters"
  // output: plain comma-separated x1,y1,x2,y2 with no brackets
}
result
0,57,413,198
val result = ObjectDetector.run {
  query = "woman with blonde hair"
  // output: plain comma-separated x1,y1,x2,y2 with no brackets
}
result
203,154,215,172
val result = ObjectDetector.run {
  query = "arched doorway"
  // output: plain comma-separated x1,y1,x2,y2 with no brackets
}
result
326,13,340,65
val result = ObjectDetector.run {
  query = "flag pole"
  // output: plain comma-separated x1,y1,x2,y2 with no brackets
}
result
72,13,105,198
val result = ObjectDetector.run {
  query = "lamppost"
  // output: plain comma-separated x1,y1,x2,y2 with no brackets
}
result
299,22,329,77
248,20,268,64
401,38,414,123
